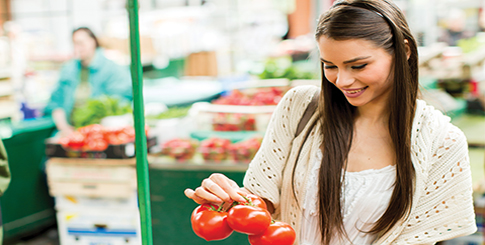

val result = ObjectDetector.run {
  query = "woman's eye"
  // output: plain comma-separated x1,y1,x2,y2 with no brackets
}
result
352,64,367,69
324,65,337,69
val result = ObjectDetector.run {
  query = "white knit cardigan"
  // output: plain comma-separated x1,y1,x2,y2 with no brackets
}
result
243,85,477,244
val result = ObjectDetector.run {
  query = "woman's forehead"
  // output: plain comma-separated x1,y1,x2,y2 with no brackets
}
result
73,30,91,39
317,37,380,62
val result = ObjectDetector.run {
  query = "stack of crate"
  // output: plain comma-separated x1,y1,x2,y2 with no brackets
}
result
0,36,19,122
46,157,142,245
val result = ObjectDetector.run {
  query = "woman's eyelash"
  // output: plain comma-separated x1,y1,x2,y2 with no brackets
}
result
323,64,367,69
352,64,367,69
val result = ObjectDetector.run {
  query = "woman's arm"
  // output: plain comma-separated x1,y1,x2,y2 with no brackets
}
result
52,108,74,136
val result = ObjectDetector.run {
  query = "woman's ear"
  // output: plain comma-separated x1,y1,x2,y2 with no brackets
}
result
404,39,411,60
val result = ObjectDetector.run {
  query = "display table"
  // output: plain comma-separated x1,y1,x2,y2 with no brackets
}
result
0,117,57,242
148,158,251,245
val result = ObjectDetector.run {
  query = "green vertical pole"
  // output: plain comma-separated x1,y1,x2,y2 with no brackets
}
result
127,0,153,245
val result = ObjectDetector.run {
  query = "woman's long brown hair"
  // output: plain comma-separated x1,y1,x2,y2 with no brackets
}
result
307,0,419,244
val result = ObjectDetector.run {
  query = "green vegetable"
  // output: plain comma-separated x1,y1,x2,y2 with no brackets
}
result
256,57,317,80
145,106,191,120
457,37,482,54
71,96,133,128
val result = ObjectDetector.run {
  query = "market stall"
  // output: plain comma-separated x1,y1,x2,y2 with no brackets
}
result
0,0,484,244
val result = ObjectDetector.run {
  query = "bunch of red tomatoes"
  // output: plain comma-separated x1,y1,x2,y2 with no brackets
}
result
59,124,149,152
191,194,296,245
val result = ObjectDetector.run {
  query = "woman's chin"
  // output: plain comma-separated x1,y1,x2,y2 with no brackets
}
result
345,98,367,107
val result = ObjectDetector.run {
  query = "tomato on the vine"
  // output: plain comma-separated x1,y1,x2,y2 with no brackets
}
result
86,139,108,151
191,203,233,241
227,204,271,235
241,193,267,210
78,124,104,137
66,132,85,150
248,221,296,245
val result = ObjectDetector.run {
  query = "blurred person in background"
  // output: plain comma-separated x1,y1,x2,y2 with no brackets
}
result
44,27,132,136
438,8,474,46
0,139,11,244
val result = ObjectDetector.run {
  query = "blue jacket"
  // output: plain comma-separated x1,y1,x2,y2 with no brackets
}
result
44,49,133,120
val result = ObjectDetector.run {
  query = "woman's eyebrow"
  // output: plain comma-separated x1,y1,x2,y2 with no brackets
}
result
320,56,371,64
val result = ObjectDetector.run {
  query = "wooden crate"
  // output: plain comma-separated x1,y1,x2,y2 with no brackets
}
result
46,158,137,198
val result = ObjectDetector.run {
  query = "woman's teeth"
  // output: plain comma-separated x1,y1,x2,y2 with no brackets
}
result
346,87,367,94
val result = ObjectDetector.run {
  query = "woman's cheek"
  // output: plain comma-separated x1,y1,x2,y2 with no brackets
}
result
324,72,337,84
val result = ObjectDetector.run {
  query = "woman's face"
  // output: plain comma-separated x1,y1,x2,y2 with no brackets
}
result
72,30,97,63
317,36,394,108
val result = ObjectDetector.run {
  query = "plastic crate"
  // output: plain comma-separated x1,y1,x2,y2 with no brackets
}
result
193,103,275,132
57,208,141,245
45,137,157,159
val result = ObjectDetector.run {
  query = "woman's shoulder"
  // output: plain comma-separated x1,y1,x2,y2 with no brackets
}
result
414,99,464,138
283,85,320,102
414,99,468,166
61,59,81,72
89,49,118,69
276,85,320,118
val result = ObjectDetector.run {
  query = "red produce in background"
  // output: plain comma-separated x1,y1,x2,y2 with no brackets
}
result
161,138,198,162
58,124,149,152
228,137,262,163
199,137,231,162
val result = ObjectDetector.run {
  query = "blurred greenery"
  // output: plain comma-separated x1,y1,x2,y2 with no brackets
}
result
255,56,317,80
457,36,483,53
145,106,191,120
71,96,132,128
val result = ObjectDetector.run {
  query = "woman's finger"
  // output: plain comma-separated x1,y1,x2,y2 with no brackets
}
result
194,186,224,204
184,188,208,204
202,178,231,203
209,174,245,203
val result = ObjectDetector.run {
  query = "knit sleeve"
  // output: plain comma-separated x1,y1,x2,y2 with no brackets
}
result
392,124,477,244
243,85,319,211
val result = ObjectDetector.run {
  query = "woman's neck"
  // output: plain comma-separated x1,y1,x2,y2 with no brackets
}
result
80,50,97,67
355,100,389,126
81,56,94,67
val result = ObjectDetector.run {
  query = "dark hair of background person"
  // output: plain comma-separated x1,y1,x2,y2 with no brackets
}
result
72,27,100,48
291,0,419,244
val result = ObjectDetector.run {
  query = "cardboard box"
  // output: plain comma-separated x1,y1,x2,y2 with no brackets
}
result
185,51,218,77
99,36,156,65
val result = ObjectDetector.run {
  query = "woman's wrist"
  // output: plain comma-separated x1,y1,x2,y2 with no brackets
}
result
52,108,74,134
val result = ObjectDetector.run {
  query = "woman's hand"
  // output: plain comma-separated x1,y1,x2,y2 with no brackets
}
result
184,173,248,205
52,108,74,137
58,125,75,137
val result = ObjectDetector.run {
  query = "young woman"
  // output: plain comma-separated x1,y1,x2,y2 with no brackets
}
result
185,0,476,244
45,27,133,136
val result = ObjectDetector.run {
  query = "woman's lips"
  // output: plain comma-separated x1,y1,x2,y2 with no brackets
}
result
342,86,368,98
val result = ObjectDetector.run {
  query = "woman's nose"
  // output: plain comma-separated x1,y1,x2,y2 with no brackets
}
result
335,70,354,88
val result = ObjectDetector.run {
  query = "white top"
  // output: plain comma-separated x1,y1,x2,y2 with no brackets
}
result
300,150,396,245
244,85,476,244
